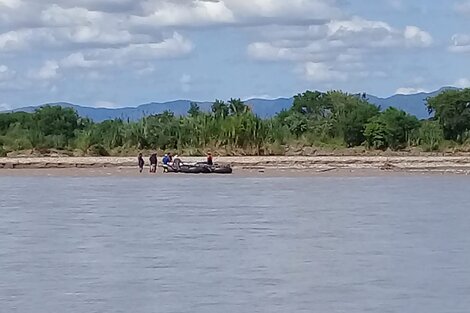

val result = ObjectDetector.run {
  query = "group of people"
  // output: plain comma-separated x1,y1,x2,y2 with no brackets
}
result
137,152,213,173
138,152,170,173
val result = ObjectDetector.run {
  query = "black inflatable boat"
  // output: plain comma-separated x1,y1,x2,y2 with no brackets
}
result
195,162,233,174
163,160,232,174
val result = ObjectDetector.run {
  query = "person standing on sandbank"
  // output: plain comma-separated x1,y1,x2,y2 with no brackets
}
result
207,152,213,166
149,153,158,173
138,153,145,173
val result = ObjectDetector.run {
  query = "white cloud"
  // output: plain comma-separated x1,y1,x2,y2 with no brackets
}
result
226,0,341,23
60,52,103,69
404,26,433,47
0,29,59,52
1,2,200,55
395,87,429,95
51,0,139,13
40,4,105,27
112,33,193,61
1,0,340,37
248,18,432,62
328,17,391,35
132,1,235,28
0,0,339,91
1,1,428,56
453,33,470,45
0,0,436,94
23,32,192,85
65,27,136,46
30,60,60,80
0,31,28,51
454,78,470,88
53,32,191,72
303,62,347,82
248,16,432,83
327,18,432,48
134,0,340,27
450,33,470,53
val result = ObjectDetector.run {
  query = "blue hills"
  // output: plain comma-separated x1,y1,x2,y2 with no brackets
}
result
5,87,457,122
365,87,459,119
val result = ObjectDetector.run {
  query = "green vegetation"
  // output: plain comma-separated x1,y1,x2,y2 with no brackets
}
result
1,89,470,156
427,88,470,142
364,107,420,150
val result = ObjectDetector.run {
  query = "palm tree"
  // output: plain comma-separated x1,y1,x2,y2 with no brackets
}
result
228,98,248,115
211,100,229,118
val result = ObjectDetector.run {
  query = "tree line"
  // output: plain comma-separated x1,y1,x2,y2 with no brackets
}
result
1,89,470,157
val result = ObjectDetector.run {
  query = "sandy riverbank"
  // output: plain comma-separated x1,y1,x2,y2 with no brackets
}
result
1,156,470,176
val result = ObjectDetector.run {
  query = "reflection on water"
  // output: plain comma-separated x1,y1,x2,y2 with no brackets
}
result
1,176,470,313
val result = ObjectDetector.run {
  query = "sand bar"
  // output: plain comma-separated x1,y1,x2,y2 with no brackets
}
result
1,156,470,177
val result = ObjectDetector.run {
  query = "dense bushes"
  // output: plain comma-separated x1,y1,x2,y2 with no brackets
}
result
1,89,470,156
364,108,420,150
427,89,470,142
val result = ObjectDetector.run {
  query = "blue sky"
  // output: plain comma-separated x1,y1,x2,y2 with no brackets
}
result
1,0,470,109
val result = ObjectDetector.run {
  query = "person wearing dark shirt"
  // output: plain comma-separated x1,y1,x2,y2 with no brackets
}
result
138,153,145,173
149,153,157,173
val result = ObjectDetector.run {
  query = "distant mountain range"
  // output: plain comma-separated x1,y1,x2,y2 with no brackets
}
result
365,87,459,119
4,87,458,122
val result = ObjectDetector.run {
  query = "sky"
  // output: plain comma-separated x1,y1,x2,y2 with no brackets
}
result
1,0,470,109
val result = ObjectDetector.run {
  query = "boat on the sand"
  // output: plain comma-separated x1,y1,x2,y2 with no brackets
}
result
163,159,232,174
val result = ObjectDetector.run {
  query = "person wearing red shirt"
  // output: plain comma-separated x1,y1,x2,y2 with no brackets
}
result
207,152,213,166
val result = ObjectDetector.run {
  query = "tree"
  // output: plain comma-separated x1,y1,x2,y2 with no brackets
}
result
413,121,444,151
327,91,380,147
288,90,379,146
284,112,308,137
188,102,201,117
365,107,420,150
33,105,81,141
228,98,248,115
94,120,124,149
0,112,34,135
427,89,470,141
364,119,388,149
292,90,332,119
211,100,229,118
3,88,462,155
145,111,178,150
341,104,380,147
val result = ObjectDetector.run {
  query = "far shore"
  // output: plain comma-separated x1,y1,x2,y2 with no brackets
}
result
1,156,470,177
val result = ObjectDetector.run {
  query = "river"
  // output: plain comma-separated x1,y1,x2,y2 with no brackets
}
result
1,176,469,313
